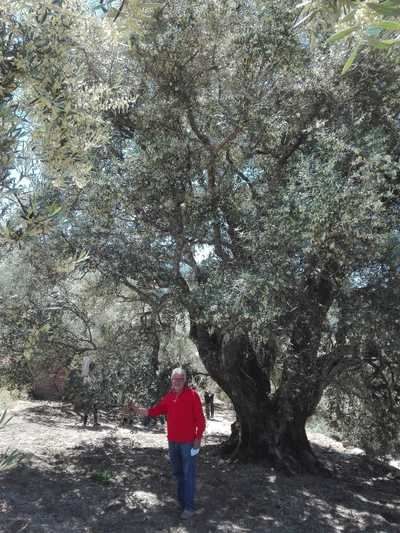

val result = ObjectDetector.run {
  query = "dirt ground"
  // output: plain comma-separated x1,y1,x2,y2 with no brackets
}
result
0,400,400,533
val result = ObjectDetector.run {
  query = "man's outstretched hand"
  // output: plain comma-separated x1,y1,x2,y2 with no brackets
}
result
126,401,148,417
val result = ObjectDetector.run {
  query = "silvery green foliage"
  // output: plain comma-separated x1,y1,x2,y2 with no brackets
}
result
297,0,400,73
324,270,400,457
0,3,22,192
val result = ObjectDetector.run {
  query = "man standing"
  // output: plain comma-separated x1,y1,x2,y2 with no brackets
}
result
126,368,206,520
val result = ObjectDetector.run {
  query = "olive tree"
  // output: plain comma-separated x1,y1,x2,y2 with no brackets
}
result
4,0,400,473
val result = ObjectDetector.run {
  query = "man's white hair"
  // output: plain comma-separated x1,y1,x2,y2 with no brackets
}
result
171,367,187,379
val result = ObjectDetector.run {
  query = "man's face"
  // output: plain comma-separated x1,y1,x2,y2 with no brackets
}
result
171,373,186,393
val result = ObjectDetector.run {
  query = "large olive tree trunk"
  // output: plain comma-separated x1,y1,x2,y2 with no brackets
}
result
227,395,323,474
190,266,337,474
190,323,326,474
191,278,331,473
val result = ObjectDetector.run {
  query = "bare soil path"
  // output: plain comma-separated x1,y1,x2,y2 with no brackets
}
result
0,400,399,532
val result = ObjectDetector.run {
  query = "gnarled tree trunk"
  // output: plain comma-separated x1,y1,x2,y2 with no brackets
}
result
190,322,327,475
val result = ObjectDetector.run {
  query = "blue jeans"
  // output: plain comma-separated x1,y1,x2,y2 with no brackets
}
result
168,441,197,512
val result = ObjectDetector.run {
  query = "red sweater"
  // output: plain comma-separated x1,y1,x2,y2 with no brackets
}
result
148,387,206,443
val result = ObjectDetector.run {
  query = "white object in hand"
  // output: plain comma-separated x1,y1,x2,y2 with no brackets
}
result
190,448,199,457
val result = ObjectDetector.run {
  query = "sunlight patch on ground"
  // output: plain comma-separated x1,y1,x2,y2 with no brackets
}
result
129,490,162,507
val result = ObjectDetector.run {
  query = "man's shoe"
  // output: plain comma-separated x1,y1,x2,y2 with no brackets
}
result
180,510,194,520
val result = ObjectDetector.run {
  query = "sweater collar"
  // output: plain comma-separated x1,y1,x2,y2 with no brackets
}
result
171,385,189,397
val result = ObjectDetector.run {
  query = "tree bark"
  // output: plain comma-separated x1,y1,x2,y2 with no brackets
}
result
190,322,328,475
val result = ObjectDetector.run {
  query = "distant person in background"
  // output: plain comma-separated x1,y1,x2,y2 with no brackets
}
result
64,356,100,428
125,367,206,520
81,360,100,427
210,392,215,419
204,391,214,420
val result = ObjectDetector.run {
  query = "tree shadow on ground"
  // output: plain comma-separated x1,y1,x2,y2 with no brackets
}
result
17,403,83,428
20,403,168,436
308,442,400,529
1,429,399,533
18,403,124,432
